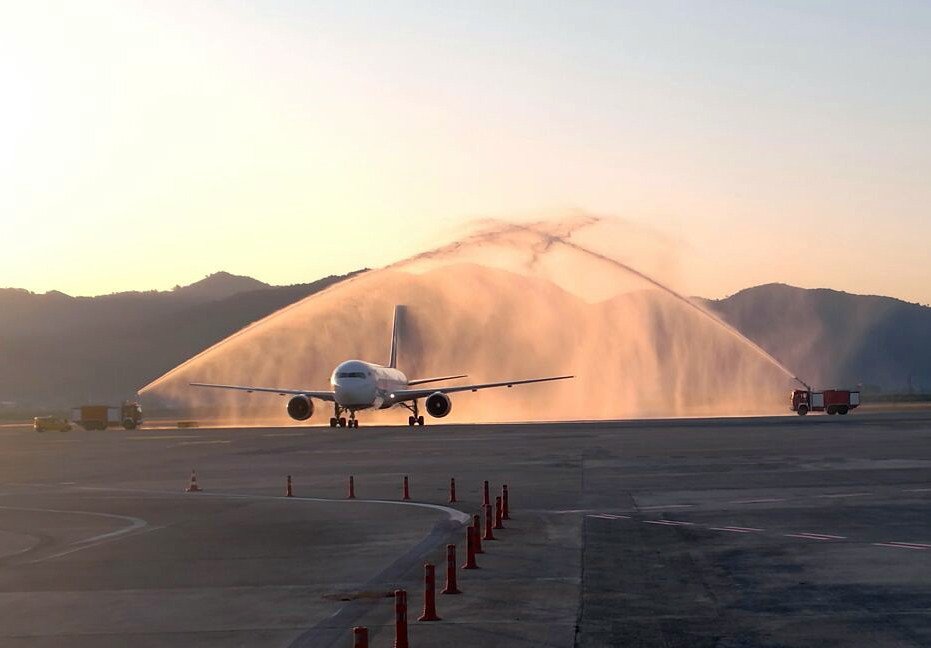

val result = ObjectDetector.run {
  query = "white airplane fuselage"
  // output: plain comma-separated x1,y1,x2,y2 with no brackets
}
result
189,304,572,428
331,359,407,410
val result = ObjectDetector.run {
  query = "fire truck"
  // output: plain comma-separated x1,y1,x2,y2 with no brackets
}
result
790,389,860,416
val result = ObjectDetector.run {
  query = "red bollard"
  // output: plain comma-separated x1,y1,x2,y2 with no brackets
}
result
462,526,479,569
417,562,441,621
394,589,408,648
442,543,461,594
449,477,457,503
494,495,504,530
482,480,490,507
472,514,483,553
483,503,496,541
502,484,510,519
402,475,411,501
348,475,356,499
286,475,293,498
353,626,368,648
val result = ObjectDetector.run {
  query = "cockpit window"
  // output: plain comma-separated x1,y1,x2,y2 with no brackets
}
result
337,371,366,378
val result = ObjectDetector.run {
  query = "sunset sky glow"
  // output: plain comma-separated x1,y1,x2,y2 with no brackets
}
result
2,1,929,302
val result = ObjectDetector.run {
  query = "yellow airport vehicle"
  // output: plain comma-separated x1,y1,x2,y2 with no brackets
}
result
34,416,73,432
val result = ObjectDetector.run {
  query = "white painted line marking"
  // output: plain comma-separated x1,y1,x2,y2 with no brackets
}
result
643,519,694,526
599,513,631,519
729,498,785,504
722,526,764,532
816,492,871,499
176,440,232,446
785,533,843,541
262,433,305,438
76,485,473,524
587,514,620,520
0,505,150,563
888,541,931,549
128,435,197,440
874,542,927,550
903,488,931,493
708,527,758,534
639,504,694,510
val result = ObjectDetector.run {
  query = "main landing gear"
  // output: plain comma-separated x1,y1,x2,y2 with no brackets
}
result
329,406,359,428
401,400,425,426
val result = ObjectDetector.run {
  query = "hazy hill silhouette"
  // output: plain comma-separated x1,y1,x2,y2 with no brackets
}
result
0,274,928,411
0,271,362,407
171,271,270,301
703,283,931,393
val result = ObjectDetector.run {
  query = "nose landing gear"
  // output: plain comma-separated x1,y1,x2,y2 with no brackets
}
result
330,416,358,427
329,405,359,428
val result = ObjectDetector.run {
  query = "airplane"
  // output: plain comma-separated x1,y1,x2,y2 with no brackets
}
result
190,305,573,428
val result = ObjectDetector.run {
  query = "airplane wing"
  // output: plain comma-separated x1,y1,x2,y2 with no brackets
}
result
189,382,336,401
388,375,573,402
406,374,468,386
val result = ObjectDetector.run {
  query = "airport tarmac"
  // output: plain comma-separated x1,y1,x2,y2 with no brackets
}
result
0,411,929,647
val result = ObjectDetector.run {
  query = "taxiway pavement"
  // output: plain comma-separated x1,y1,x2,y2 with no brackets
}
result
0,411,929,647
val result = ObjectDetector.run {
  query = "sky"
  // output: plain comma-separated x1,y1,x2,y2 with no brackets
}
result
2,1,929,302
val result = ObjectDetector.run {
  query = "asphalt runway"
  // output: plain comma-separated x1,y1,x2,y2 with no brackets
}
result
0,411,929,647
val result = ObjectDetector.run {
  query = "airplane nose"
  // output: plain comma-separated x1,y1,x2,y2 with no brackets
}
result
335,381,375,406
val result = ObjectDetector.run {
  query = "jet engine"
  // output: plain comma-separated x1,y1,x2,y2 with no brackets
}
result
286,395,314,421
425,392,452,418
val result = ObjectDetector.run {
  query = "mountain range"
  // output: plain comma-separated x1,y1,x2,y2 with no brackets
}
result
0,271,928,411
0,272,362,410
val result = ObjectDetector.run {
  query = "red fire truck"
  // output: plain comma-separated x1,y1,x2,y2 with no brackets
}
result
790,389,860,416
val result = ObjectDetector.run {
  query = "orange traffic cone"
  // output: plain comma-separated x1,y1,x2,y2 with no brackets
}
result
186,469,202,492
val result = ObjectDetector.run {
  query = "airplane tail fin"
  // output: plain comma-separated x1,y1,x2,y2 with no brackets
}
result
388,305,405,369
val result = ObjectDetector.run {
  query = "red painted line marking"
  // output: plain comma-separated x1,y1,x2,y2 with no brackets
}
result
874,542,927,550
